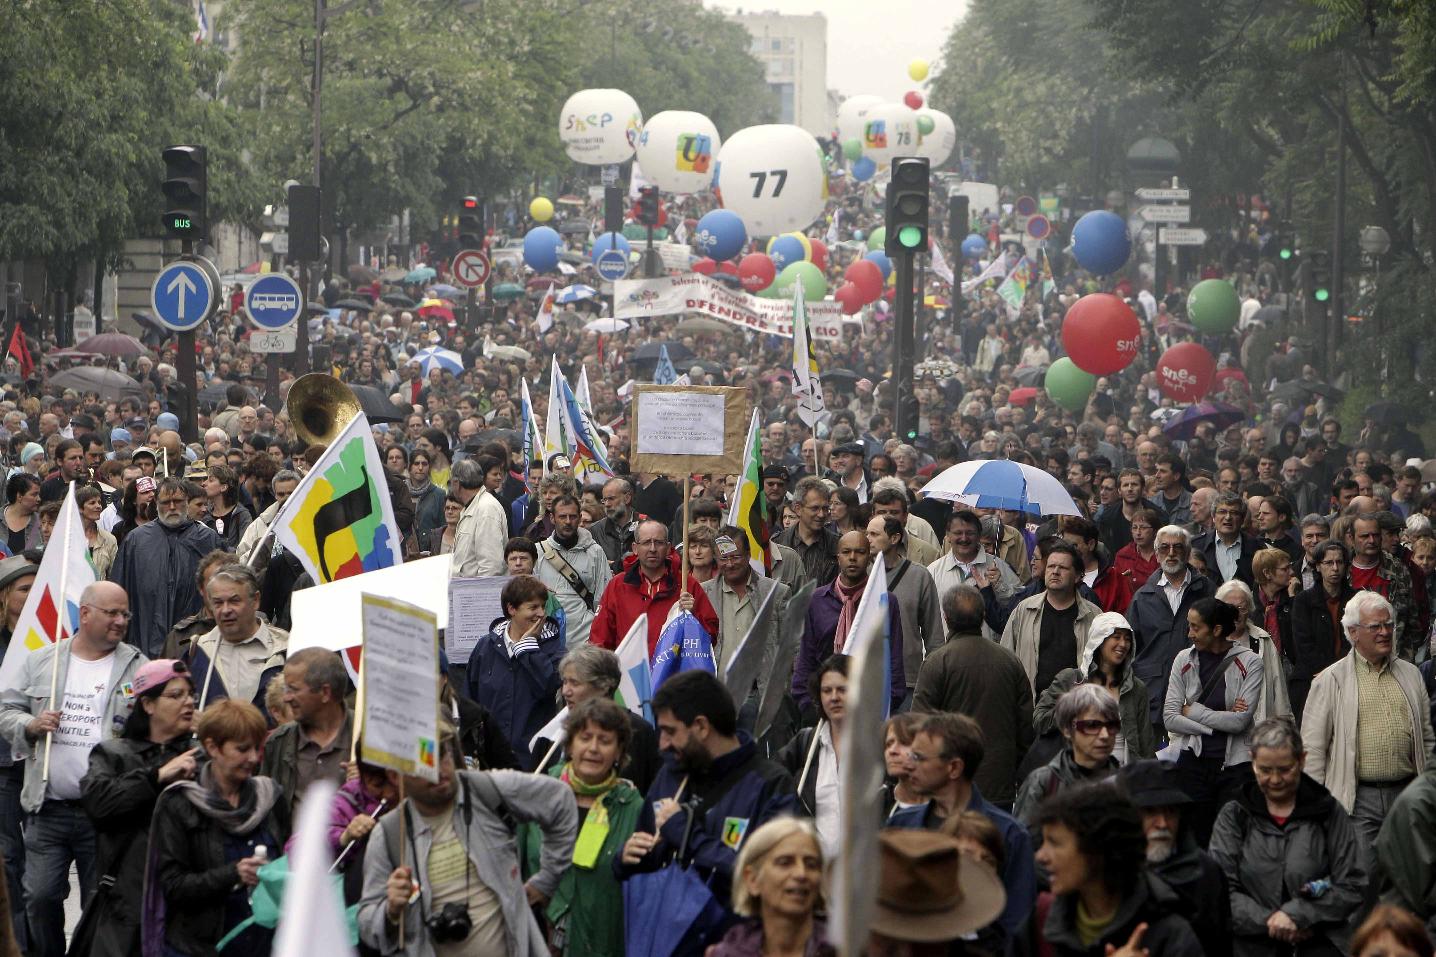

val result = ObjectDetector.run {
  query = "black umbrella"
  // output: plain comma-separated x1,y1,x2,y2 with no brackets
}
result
306,302,330,315
47,367,145,401
1014,366,1045,387
631,341,695,364
334,298,375,311
1364,402,1414,426
822,368,860,390
198,381,258,406
348,384,409,422
1304,380,1344,401
1252,305,1285,326
381,293,416,308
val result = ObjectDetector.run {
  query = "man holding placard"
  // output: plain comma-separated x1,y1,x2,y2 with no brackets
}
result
590,520,718,656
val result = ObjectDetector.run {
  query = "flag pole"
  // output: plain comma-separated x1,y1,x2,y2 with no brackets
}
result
397,776,407,950
41,482,75,785
680,476,691,590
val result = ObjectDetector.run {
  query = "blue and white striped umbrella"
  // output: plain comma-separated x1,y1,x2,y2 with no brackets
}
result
555,284,597,304
413,346,463,376
923,459,1080,516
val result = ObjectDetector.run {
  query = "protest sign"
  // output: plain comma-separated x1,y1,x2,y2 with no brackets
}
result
629,384,746,475
289,555,451,655
613,274,844,341
446,576,511,665
360,594,440,782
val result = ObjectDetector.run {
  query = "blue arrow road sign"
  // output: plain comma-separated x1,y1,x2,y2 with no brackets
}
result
244,273,305,330
150,261,214,332
595,249,630,281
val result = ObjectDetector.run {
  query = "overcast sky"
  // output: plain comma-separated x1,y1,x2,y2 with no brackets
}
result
710,0,968,103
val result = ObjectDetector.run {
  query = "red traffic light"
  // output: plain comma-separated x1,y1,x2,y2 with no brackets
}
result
461,196,478,209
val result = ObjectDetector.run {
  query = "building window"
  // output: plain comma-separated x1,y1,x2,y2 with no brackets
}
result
771,38,782,51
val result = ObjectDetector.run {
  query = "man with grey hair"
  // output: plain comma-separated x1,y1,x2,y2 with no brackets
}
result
450,458,507,578
188,564,288,713
589,476,638,573
1127,524,1218,726
774,475,840,586
1302,590,1434,843
1192,491,1264,588
263,647,353,818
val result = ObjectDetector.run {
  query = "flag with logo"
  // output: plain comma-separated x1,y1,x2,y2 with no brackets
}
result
996,255,1031,319
543,356,571,476
653,344,678,385
519,378,544,476
573,364,609,465
613,614,653,723
726,409,772,575
273,411,401,584
557,367,614,484
649,612,716,692
961,251,1010,296
0,484,94,691
536,282,557,334
791,283,825,428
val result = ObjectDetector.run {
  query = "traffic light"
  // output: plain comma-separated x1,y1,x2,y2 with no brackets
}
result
458,196,482,249
161,145,207,241
885,156,930,256
637,186,660,227
898,388,920,442
288,184,322,262
1307,248,1332,303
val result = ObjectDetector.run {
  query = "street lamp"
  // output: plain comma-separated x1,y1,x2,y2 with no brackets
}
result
1359,225,1391,258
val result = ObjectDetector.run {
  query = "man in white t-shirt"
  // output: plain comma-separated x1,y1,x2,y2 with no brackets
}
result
0,581,146,957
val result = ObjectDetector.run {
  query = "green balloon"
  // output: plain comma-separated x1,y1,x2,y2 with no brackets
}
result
774,260,828,301
843,138,862,161
755,280,782,299
1187,279,1240,335
917,115,935,135
1044,358,1096,412
867,227,886,252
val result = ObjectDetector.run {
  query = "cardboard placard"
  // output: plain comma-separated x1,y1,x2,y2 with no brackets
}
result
629,384,746,475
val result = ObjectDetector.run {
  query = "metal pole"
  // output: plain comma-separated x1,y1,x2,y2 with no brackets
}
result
295,0,324,377
176,240,199,443
892,250,916,439
1330,74,1347,377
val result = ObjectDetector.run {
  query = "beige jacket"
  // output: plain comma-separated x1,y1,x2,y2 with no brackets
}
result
452,488,507,578
999,592,1101,695
1301,650,1435,812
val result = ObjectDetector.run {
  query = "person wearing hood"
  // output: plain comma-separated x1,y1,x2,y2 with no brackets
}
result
588,519,719,656
1034,612,1157,765
108,476,225,658
1118,759,1232,957
465,575,564,768
1015,684,1123,825
535,494,612,649
1209,717,1368,957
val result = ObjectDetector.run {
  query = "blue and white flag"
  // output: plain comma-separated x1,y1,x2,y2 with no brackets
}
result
649,612,716,693
555,284,597,304
614,614,653,723
519,378,543,476
653,344,678,385
558,369,614,484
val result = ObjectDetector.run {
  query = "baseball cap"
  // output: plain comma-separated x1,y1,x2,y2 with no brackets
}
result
131,447,156,463
110,427,130,445
132,659,190,697
126,417,147,430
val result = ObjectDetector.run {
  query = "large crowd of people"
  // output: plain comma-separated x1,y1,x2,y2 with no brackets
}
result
0,177,1432,957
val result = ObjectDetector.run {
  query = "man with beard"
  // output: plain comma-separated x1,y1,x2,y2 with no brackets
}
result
589,477,642,573
616,671,795,919
1119,760,1232,957
1126,525,1217,727
535,495,612,648
109,476,225,658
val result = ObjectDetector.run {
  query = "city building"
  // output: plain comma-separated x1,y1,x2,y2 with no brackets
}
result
727,10,831,137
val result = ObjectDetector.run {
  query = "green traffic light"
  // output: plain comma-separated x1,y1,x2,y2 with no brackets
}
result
1314,288,1330,302
898,226,923,249
1279,248,1292,260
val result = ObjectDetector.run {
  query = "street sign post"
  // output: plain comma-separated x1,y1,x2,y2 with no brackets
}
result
451,249,491,288
1138,205,1192,223
150,259,216,332
1135,187,1192,202
243,273,305,330
595,249,630,282
1158,227,1209,246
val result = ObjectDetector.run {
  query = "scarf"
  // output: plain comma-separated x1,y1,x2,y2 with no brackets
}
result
406,476,432,500
832,576,866,653
170,763,280,836
559,762,619,798
560,762,619,868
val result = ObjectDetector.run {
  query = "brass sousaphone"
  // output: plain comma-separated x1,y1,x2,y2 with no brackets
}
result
285,373,363,447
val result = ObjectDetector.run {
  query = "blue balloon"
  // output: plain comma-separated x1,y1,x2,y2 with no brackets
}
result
853,229,865,242
1071,210,1131,275
590,231,632,266
961,233,987,259
523,226,563,272
864,250,892,282
769,234,807,273
852,156,877,182
694,209,746,261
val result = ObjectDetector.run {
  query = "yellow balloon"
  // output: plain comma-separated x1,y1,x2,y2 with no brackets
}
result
529,197,554,222
908,58,929,82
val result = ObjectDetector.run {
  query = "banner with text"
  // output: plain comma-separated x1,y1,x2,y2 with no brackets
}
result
613,274,844,341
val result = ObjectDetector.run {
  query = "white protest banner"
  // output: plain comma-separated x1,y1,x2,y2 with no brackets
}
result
446,576,511,665
613,274,845,341
360,593,441,782
288,554,451,655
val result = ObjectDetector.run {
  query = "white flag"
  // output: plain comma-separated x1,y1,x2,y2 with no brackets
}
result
536,282,557,333
930,238,955,286
613,613,652,722
273,780,355,957
543,355,569,476
791,282,826,428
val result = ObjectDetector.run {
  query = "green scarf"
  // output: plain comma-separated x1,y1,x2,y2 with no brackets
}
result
560,762,619,867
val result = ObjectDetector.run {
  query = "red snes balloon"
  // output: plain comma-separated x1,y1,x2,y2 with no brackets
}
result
1157,342,1216,403
1061,293,1141,376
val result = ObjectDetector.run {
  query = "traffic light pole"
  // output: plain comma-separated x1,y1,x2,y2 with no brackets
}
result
892,249,917,441
176,239,199,446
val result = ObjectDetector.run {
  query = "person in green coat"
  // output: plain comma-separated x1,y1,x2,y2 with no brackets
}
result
520,696,642,957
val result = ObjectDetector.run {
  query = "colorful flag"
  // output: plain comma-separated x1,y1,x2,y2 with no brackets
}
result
613,613,653,723
536,282,557,334
791,282,825,428
193,0,210,42
649,612,716,692
576,365,595,414
543,356,570,476
272,780,355,957
726,409,772,574
996,255,1032,319
557,367,614,484
273,411,401,584
519,378,544,477
961,251,1010,295
0,484,94,692
652,344,677,385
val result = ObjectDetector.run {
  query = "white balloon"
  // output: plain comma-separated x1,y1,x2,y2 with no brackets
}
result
861,102,920,166
558,89,643,165
634,111,722,194
836,94,883,144
715,125,827,237
915,109,956,166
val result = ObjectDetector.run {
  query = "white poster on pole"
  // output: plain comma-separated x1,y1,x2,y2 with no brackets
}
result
446,577,511,665
360,593,440,782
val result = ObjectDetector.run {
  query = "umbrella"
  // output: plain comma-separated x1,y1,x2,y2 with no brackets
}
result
633,342,694,364
1161,401,1247,440
347,264,378,283
491,282,525,301
426,283,462,300
75,332,150,360
485,343,533,362
623,866,727,957
380,293,415,308
47,367,146,401
404,267,437,284
413,346,463,376
584,318,629,334
347,384,409,422
555,284,597,304
1008,386,1040,405
199,381,257,406
306,302,330,315
1013,366,1045,387
333,298,374,311
674,316,730,335
380,266,408,282
1304,380,1344,400
1251,305,1285,326
45,349,103,362
417,304,456,324
924,460,1080,516
556,194,586,206
1364,402,1413,426
821,368,860,389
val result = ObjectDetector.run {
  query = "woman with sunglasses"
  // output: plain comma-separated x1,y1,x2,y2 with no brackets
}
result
1014,684,1122,825
73,660,198,957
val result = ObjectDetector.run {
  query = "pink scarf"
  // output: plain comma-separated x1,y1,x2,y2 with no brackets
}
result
833,576,866,653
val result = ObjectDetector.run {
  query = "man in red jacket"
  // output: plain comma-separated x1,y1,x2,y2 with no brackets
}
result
589,518,720,654
1060,515,1132,613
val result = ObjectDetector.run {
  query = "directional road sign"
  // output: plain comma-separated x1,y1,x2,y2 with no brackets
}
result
244,273,305,330
1135,187,1191,202
1139,205,1191,224
595,249,630,281
451,249,491,288
150,259,216,331
1159,227,1209,246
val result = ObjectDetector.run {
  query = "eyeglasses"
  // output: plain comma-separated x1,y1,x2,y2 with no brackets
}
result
1355,620,1395,632
1155,542,1186,552
1318,559,1347,567
159,689,197,702
1071,718,1121,735
84,605,132,621
1214,508,1242,518
635,539,667,549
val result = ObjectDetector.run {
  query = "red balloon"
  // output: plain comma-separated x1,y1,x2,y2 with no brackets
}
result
834,282,864,315
809,238,828,274
717,260,739,276
1061,293,1141,375
904,90,924,110
738,252,776,292
692,258,718,275
1157,342,1217,403
845,259,884,302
